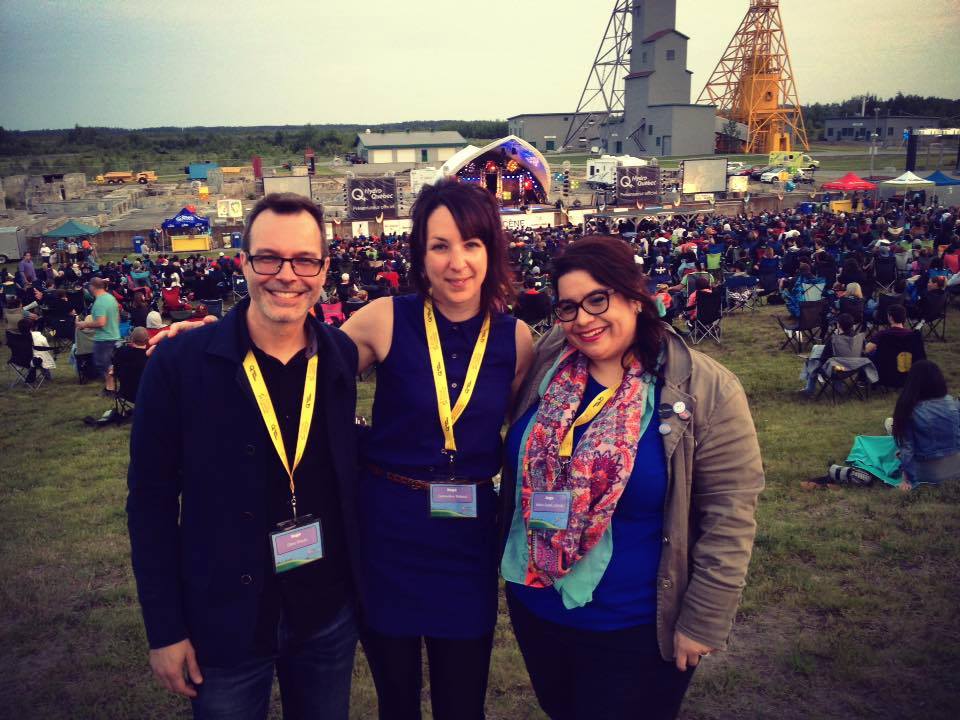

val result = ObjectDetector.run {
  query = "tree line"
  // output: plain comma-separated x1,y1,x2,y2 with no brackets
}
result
0,120,508,159
802,92,960,131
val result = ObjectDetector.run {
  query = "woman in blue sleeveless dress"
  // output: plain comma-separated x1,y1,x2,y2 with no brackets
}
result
343,180,533,720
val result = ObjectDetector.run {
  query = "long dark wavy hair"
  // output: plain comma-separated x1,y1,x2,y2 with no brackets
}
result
551,235,665,374
892,359,949,444
408,179,513,314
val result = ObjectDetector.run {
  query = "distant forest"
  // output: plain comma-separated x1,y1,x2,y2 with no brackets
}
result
803,92,960,130
0,93,957,170
0,120,508,160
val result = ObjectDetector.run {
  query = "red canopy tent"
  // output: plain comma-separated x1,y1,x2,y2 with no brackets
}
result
821,172,877,191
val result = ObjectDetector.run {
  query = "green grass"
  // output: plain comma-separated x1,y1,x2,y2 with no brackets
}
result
1,304,959,718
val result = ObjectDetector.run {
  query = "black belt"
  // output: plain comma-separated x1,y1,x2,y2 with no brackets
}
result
365,463,493,491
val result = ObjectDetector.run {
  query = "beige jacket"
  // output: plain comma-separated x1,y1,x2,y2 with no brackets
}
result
500,324,764,661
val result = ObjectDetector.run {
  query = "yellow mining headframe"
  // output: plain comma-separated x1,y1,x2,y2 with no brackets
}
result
697,0,809,154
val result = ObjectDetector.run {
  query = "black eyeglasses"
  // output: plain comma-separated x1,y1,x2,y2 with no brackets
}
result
247,255,324,277
554,289,616,322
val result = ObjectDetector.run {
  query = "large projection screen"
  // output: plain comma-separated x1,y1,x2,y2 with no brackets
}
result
262,175,312,199
681,158,728,194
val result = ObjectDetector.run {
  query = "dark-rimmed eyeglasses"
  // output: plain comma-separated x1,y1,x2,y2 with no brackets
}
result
247,255,324,277
554,289,616,322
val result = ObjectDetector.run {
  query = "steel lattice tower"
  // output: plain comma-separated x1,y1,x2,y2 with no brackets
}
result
697,0,809,154
561,0,633,150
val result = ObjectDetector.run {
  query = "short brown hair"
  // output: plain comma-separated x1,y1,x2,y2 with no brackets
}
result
409,179,513,314
551,235,665,374
242,193,326,255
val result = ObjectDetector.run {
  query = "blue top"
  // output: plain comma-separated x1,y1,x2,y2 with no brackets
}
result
359,294,517,638
899,395,960,477
506,375,668,630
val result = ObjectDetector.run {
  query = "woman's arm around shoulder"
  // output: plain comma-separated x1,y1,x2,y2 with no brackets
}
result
341,296,394,376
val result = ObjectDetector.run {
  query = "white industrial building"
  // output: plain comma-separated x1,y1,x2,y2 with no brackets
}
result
354,130,467,165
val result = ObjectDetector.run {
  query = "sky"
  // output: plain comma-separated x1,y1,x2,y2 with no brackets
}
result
0,0,958,130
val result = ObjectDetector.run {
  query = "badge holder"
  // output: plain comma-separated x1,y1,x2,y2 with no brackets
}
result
529,491,572,531
429,451,477,519
269,513,324,574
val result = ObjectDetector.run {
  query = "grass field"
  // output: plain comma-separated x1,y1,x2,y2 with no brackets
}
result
1,302,959,719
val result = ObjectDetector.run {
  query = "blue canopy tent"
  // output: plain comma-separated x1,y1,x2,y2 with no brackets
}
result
162,208,211,232
162,208,212,252
923,171,960,186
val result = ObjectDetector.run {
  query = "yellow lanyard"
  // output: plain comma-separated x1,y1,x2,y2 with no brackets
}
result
243,349,318,519
559,387,616,458
423,299,491,453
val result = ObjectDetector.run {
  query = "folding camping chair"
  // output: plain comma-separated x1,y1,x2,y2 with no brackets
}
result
911,290,947,341
200,299,223,319
866,293,905,339
873,256,897,295
515,291,554,338
814,358,872,404
232,275,248,301
835,296,865,331
45,316,76,355
111,345,147,421
776,300,825,354
5,330,46,390
319,302,346,326
724,275,759,313
757,272,781,305
688,290,723,345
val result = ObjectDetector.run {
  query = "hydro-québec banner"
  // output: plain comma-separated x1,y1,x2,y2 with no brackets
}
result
347,178,398,220
616,166,661,204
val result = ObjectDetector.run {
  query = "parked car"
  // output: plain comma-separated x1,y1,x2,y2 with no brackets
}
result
726,161,746,175
750,164,777,180
760,166,790,183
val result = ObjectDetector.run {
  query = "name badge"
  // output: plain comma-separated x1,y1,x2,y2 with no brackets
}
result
529,491,572,530
429,483,477,519
269,516,324,574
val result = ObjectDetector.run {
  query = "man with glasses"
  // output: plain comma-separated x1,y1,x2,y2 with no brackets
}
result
127,193,362,719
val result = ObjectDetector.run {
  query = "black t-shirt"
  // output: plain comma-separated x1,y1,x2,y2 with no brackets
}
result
247,337,350,651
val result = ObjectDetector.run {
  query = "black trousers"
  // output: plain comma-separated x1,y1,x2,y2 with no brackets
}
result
507,590,695,720
360,625,494,720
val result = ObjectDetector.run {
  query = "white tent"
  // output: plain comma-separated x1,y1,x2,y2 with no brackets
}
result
881,171,935,189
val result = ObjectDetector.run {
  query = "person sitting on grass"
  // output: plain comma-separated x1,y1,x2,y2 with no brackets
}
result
803,360,960,491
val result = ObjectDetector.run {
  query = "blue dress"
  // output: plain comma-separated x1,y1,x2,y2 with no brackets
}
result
360,294,517,638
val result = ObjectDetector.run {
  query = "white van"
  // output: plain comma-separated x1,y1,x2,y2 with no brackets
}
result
0,226,27,264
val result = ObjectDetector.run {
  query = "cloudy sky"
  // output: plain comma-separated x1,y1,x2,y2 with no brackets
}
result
1,0,957,130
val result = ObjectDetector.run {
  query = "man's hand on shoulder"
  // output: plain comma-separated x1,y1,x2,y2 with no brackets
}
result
149,638,204,698
146,316,218,356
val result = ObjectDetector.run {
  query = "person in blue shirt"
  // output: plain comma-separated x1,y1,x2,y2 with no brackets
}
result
891,360,960,489
501,236,763,720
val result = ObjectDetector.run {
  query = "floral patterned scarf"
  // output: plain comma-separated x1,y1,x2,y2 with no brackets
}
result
521,350,652,587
